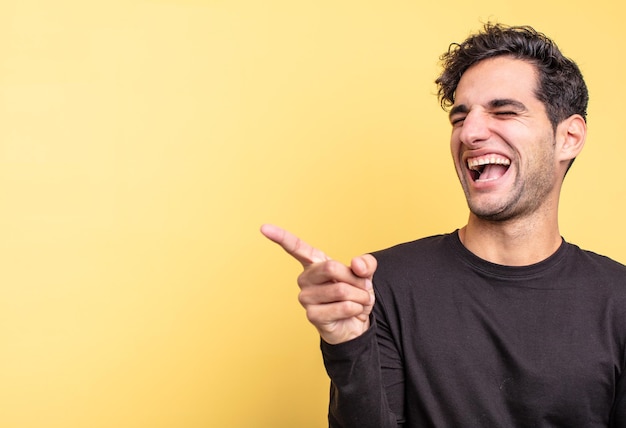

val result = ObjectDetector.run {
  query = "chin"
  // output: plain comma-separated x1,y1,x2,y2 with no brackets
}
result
472,210,515,222
467,201,514,222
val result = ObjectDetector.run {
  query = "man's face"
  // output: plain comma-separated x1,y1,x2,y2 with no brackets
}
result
449,56,560,222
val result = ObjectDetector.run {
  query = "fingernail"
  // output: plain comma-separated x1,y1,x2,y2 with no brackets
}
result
365,279,373,291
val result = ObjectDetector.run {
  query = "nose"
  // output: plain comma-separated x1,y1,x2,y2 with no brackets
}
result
458,109,491,146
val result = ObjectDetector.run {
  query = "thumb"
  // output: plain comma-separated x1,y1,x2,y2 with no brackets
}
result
352,254,377,319
350,254,377,280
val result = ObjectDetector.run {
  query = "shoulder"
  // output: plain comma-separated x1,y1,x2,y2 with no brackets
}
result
369,232,461,285
568,243,626,275
565,243,626,292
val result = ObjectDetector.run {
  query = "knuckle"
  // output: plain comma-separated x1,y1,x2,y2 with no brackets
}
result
296,274,306,289
332,283,350,300
305,307,322,325
297,290,307,306
296,269,314,289
321,260,340,276
338,300,361,316
330,283,369,306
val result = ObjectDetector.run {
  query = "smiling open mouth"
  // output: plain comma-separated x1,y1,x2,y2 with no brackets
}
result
467,154,511,182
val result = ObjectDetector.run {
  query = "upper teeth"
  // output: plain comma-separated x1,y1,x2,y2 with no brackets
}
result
468,156,511,171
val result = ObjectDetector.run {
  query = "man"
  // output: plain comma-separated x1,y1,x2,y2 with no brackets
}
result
261,23,626,427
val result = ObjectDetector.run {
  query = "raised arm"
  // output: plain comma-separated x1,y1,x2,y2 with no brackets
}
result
261,224,404,427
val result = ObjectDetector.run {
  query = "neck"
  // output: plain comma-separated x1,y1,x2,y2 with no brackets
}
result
459,213,562,266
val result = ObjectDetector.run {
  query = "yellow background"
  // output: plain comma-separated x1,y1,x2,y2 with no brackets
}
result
1,1,625,427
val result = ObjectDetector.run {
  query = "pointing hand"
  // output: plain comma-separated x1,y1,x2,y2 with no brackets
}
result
261,224,377,344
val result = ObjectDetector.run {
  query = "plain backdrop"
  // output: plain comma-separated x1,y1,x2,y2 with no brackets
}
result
1,1,625,427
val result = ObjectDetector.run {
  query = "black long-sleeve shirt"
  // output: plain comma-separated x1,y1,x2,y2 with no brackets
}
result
322,231,626,427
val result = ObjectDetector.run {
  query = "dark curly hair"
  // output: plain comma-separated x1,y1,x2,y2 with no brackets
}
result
435,23,588,130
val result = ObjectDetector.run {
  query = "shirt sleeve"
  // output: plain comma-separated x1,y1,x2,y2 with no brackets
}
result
320,312,405,428
611,363,626,426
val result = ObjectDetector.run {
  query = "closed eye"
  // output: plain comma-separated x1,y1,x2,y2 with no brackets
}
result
450,116,466,126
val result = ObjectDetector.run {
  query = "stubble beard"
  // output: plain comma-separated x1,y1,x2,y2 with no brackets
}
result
455,120,561,224
463,155,556,223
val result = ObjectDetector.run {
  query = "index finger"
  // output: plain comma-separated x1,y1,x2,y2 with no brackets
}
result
260,224,330,267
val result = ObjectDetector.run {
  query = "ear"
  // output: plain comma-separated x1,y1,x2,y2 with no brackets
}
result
556,114,586,164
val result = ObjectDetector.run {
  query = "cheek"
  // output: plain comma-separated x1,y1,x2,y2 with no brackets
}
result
450,134,466,166
450,145,466,181
449,133,460,155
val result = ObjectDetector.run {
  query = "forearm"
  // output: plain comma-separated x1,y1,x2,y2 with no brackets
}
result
611,369,626,427
321,319,403,428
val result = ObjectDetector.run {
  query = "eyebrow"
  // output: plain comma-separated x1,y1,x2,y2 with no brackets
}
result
489,98,527,111
448,98,527,120
448,104,468,120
